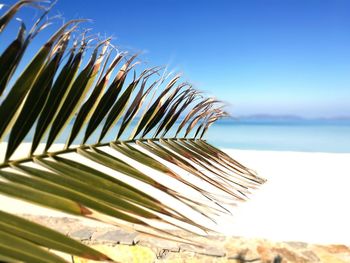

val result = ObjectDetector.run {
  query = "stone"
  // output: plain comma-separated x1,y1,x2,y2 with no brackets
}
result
179,243,226,257
157,251,228,263
13,215,350,262
69,228,94,241
314,252,350,263
227,249,260,262
206,234,227,242
93,230,138,244
156,248,171,259
312,245,350,263
257,245,274,261
138,238,180,252
286,241,308,249
74,244,156,263
321,244,350,254
271,247,310,263
301,250,320,262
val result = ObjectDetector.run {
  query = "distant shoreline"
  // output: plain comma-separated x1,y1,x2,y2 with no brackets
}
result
220,115,350,122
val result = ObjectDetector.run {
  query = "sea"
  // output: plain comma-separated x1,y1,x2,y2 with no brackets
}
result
206,118,350,153
16,117,350,154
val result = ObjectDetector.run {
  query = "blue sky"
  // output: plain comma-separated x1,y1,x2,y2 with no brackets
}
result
3,0,350,118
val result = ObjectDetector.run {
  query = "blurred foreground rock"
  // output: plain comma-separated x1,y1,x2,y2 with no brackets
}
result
22,215,350,262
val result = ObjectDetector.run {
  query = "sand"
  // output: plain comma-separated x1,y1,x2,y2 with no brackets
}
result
224,149,350,245
1,143,349,245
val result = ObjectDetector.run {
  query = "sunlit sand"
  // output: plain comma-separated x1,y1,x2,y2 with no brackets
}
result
1,143,349,245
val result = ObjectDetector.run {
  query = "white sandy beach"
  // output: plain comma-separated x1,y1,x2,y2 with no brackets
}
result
1,143,349,245
222,149,350,245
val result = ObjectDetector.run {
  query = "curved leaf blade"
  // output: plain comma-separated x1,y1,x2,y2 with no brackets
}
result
66,52,124,147
45,44,102,151
0,230,68,263
0,21,26,96
83,55,137,143
31,44,83,154
0,211,110,261
5,36,69,160
0,20,79,141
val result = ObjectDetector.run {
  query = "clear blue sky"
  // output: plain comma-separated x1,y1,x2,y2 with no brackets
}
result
3,0,350,118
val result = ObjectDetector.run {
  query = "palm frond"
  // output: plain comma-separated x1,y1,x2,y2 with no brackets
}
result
0,210,111,262
0,1,266,261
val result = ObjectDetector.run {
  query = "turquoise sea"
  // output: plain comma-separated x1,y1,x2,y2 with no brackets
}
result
17,118,350,154
206,119,350,153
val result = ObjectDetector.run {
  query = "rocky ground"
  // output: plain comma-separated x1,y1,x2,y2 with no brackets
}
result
22,215,350,263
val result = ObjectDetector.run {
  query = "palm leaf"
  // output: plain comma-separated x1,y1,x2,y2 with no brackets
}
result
0,21,26,96
31,39,85,154
0,211,110,261
0,1,266,261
